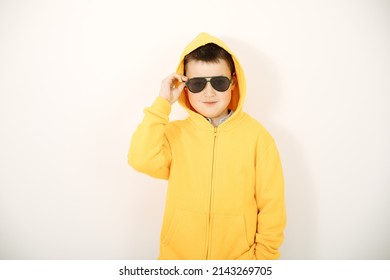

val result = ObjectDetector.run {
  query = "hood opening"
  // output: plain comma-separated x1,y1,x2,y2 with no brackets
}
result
176,32,246,118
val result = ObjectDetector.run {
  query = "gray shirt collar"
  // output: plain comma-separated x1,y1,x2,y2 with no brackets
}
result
206,110,234,127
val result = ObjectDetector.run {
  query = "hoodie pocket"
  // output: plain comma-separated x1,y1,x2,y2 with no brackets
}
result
210,214,251,259
161,209,207,259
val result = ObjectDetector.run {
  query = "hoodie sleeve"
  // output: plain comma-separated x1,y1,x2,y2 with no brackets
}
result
255,141,286,259
128,96,172,179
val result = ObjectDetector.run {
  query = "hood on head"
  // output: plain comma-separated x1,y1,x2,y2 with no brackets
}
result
176,32,246,118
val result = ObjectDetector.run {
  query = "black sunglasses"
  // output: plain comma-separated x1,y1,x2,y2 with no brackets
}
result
185,76,232,93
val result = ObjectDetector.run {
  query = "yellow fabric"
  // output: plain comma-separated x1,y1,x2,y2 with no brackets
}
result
128,32,286,259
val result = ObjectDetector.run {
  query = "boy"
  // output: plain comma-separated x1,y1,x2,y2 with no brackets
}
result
128,32,286,260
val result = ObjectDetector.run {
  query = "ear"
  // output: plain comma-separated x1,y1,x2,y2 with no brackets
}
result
231,73,237,91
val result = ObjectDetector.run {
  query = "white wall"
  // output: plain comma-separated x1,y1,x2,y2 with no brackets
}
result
0,0,389,259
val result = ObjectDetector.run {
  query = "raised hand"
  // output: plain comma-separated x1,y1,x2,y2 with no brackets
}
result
159,73,188,105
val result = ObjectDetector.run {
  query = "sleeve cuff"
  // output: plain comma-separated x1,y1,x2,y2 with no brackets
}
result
150,96,172,116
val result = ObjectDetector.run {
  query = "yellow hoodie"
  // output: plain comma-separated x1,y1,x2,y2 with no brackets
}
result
129,32,286,260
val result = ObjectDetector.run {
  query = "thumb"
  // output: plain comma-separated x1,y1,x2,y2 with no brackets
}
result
177,82,186,93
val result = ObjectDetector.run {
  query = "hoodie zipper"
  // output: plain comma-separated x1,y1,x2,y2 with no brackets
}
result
206,127,218,259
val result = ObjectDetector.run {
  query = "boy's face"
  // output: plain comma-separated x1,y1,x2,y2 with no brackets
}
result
185,59,235,124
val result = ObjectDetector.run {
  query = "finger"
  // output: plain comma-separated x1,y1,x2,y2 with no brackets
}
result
178,75,188,83
172,78,186,89
172,73,188,83
172,74,183,83
176,82,186,93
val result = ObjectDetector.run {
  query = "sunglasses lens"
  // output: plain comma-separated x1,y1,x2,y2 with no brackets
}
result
186,78,207,93
186,76,231,93
210,77,231,91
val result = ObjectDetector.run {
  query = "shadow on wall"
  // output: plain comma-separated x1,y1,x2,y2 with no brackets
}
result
223,36,318,259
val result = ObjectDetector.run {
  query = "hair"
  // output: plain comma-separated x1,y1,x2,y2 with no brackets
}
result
183,43,235,75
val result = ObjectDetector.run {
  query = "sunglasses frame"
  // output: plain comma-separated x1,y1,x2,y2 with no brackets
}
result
185,76,233,93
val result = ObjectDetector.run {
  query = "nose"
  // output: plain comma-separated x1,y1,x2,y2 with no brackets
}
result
202,82,216,96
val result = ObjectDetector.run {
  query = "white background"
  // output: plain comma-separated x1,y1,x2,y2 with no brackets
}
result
0,0,389,259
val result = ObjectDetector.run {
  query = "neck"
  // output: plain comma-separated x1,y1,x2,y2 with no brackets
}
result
208,109,232,127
